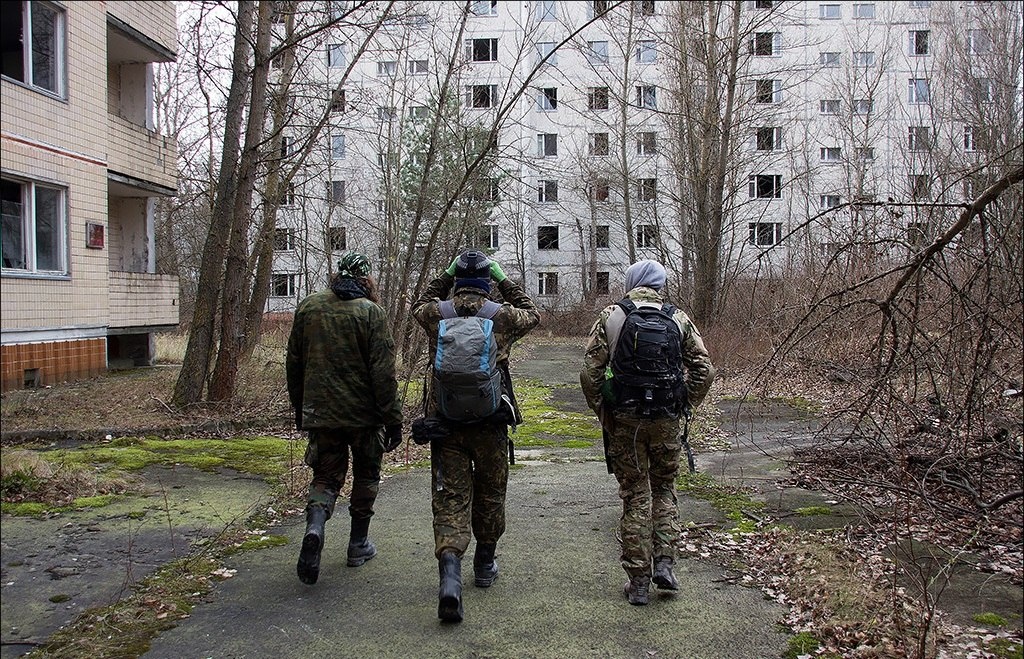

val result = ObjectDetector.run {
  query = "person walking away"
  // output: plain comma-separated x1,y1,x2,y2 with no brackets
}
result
412,250,540,623
286,252,404,585
580,259,715,606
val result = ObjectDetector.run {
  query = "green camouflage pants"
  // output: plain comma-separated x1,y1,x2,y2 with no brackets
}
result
304,427,384,521
431,421,509,558
606,415,681,577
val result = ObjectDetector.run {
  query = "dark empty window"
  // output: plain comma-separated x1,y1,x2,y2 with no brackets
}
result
588,87,610,110
466,38,498,62
538,225,559,249
748,174,782,198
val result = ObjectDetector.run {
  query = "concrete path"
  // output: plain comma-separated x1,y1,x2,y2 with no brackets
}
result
144,460,788,659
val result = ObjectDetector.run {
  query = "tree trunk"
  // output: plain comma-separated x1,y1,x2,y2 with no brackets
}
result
208,0,273,402
171,0,256,407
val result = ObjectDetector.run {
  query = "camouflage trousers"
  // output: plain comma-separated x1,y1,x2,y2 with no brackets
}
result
431,421,509,558
304,427,384,522
606,415,681,578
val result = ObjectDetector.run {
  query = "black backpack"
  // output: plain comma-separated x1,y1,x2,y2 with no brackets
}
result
608,299,687,419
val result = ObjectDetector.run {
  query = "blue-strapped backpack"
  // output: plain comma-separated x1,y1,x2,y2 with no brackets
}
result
432,299,503,422
608,299,687,419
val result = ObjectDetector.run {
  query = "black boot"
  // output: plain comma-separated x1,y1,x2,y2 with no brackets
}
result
473,542,498,588
347,516,377,567
438,551,464,623
653,556,679,591
297,506,328,585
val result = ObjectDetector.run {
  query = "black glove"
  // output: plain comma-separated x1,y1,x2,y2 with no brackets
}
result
294,407,303,431
383,424,403,452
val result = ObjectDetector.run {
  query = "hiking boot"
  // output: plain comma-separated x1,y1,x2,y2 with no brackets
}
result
438,551,464,623
473,542,499,588
297,506,328,585
347,516,377,567
653,556,679,591
624,575,651,606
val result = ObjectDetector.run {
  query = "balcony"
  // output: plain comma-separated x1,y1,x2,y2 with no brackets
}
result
107,115,177,193
108,271,179,331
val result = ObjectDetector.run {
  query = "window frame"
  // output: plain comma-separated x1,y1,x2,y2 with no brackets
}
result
0,175,68,274
588,87,610,110
820,147,842,163
471,0,498,16
408,58,429,74
589,132,610,156
595,224,610,249
0,1,66,98
819,194,841,210
748,222,783,246
852,3,875,19
636,223,658,248
636,85,657,109
328,226,347,252
327,179,346,205
537,271,559,296
748,174,783,199
466,37,499,62
819,99,840,115
908,78,930,104
331,134,346,159
270,273,297,297
327,44,345,68
537,133,558,157
586,40,609,64
637,131,657,155
273,227,296,251
538,87,558,111
636,40,657,63
819,51,840,68
537,180,559,203
909,30,929,56
819,4,841,19
637,178,657,202
537,225,560,249
756,126,782,151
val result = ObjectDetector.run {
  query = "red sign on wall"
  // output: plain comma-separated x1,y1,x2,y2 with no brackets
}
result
86,222,105,249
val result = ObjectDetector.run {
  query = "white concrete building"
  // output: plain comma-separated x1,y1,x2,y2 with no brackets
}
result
267,0,1022,312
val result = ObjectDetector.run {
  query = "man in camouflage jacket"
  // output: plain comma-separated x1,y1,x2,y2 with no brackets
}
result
412,250,540,623
286,252,403,586
580,259,715,606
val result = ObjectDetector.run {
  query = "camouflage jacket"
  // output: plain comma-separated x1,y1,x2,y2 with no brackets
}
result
412,273,541,415
580,286,716,414
286,282,402,429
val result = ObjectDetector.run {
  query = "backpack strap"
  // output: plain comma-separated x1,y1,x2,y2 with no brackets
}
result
616,298,637,315
476,300,501,320
439,300,458,319
439,299,500,320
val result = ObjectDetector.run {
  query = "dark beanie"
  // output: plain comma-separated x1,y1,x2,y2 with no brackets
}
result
454,277,491,293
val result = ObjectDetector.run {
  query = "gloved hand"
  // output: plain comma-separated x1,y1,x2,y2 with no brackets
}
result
294,407,303,431
383,424,403,452
489,260,507,282
444,257,460,277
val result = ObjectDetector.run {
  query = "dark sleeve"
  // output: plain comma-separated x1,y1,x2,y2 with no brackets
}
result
495,277,541,336
368,304,403,426
411,272,454,328
285,306,305,410
676,311,716,408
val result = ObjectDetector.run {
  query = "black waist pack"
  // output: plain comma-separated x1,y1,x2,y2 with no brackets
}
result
411,417,451,445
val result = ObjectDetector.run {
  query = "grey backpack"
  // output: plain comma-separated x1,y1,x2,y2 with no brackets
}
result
433,299,502,422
